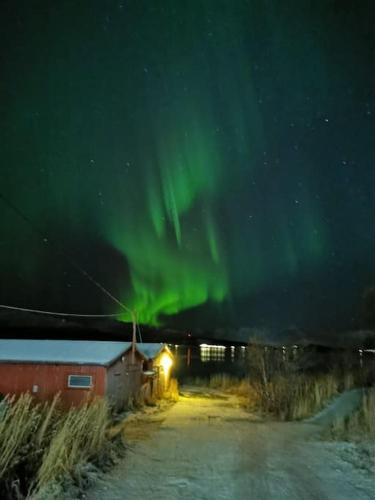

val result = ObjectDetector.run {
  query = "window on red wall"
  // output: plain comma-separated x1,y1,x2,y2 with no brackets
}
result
67,375,93,389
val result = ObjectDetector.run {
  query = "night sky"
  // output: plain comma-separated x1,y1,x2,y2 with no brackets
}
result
1,1,374,333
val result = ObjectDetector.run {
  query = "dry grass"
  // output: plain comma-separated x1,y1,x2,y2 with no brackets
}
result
0,394,115,499
186,345,362,422
249,373,340,420
208,373,242,390
0,393,66,499
187,373,244,391
322,388,375,471
0,394,37,480
245,343,362,421
129,377,179,409
0,393,49,491
329,388,375,440
32,397,110,496
189,371,342,419
137,382,156,407
186,374,251,408
0,377,179,498
163,378,179,402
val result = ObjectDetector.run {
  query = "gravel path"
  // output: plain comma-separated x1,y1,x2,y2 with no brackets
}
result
87,389,373,500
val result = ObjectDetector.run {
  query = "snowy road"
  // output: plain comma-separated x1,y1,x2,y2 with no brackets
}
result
88,389,373,500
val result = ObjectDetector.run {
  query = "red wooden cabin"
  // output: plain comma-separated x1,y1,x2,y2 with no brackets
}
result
0,339,145,409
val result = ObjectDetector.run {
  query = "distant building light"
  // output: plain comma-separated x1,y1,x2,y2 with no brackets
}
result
200,344,225,349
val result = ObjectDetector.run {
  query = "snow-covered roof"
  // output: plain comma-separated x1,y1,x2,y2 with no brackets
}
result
137,343,171,360
0,339,134,366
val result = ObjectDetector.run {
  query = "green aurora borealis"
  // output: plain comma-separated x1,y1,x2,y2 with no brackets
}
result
0,1,374,330
107,107,229,323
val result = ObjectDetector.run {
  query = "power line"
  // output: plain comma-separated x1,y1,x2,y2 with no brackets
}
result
0,304,125,318
0,191,138,341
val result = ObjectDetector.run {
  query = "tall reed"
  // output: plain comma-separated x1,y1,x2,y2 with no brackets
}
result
33,397,110,495
0,394,112,499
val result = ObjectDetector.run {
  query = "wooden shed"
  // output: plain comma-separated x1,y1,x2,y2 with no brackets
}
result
0,339,145,409
138,343,174,393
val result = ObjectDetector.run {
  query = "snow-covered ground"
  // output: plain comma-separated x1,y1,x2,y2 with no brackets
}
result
87,389,374,500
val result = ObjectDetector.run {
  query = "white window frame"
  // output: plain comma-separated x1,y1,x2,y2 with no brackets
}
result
67,374,93,389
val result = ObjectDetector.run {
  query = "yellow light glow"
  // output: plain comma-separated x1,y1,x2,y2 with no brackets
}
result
160,352,173,375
